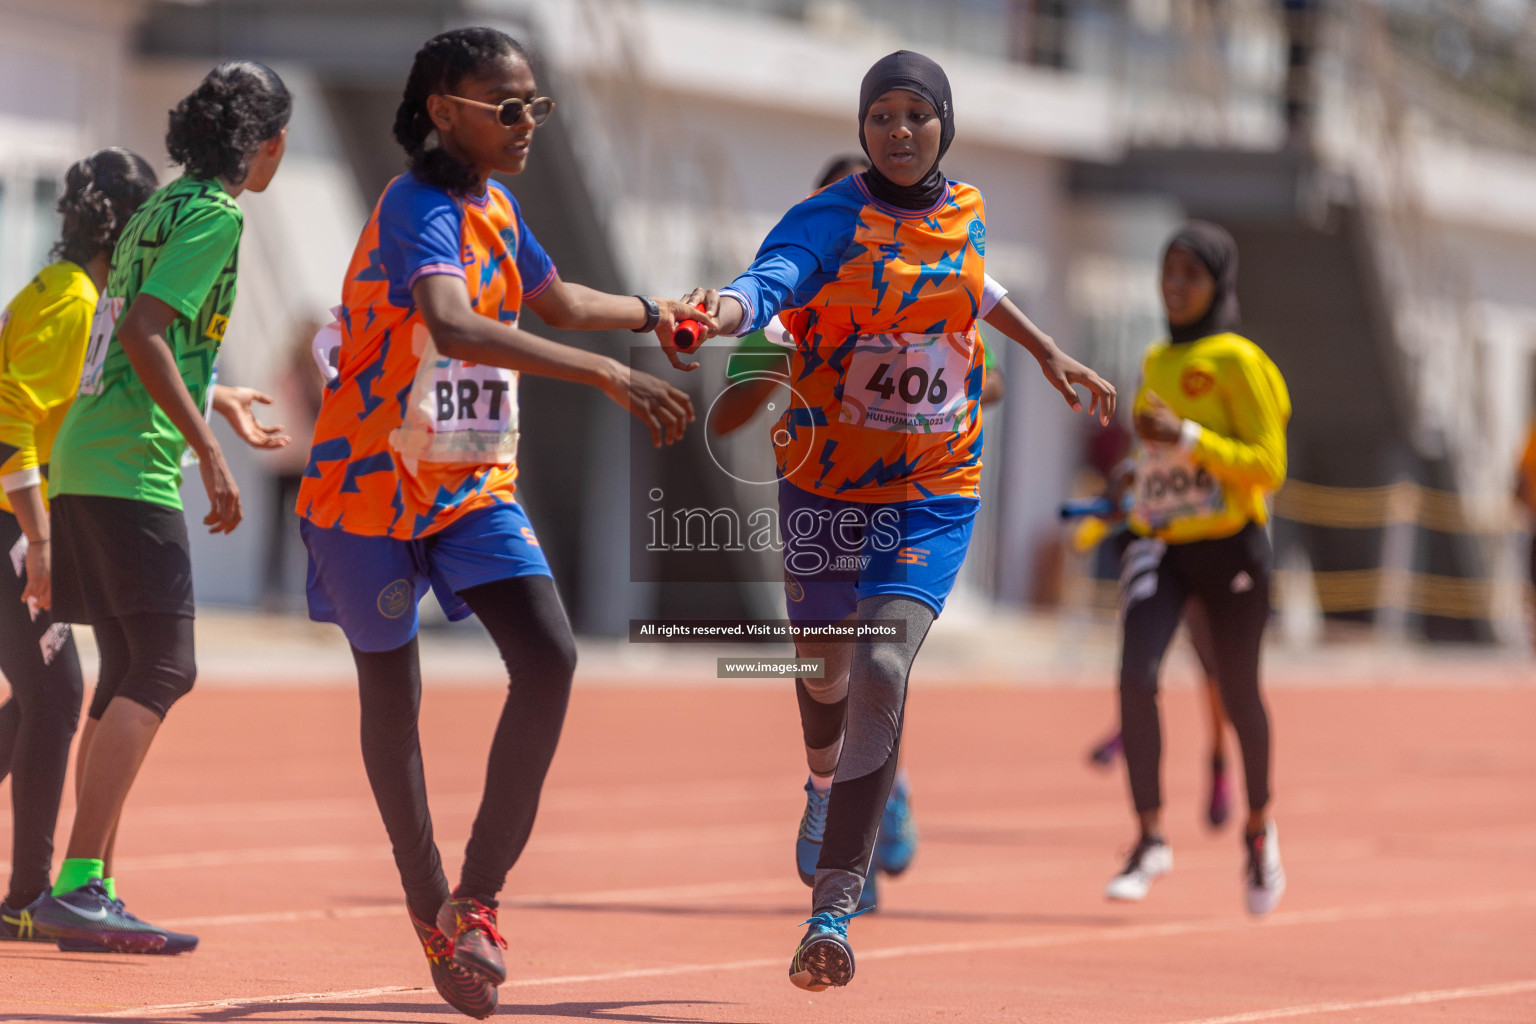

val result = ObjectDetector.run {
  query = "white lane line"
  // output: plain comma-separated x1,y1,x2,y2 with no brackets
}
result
90,985,422,1018
1158,978,1536,1023
71,890,1536,1018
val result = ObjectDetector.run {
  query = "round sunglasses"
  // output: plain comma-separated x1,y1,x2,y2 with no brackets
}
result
441,93,555,127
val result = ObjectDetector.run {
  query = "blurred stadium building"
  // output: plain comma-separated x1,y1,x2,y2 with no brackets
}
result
3,0,1536,643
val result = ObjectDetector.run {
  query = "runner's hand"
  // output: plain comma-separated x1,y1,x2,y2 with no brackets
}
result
214,386,290,450
200,448,242,534
655,291,720,372
604,362,695,446
21,540,50,612
1040,348,1117,425
1135,390,1183,443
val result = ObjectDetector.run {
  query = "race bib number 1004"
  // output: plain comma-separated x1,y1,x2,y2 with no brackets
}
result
842,332,974,433
1134,444,1225,529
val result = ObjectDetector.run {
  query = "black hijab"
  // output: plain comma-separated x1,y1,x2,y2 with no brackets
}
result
1164,221,1241,344
857,50,955,211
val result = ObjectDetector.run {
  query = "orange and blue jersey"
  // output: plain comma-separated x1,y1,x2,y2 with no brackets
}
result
721,174,988,504
297,173,555,539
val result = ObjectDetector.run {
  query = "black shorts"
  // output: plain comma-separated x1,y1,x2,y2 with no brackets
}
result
50,494,194,624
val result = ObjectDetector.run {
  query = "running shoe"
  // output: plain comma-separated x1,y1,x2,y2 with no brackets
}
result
874,775,917,876
1244,822,1286,916
0,895,49,942
1207,765,1231,829
1104,835,1172,901
412,909,497,1019
788,908,867,991
437,896,507,987
54,896,198,955
1088,731,1123,768
30,881,173,954
796,778,830,887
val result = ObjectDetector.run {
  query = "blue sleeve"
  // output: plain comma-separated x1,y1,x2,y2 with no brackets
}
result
502,186,557,299
377,176,465,308
720,183,863,334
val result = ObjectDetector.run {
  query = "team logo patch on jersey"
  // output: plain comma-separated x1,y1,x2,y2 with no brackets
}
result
785,574,805,603
1181,368,1215,398
205,314,229,342
895,546,929,567
968,218,986,256
521,526,540,547
377,578,414,619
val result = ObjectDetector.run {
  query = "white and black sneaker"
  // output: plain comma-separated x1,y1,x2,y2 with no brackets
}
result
1105,834,1172,901
1244,822,1286,916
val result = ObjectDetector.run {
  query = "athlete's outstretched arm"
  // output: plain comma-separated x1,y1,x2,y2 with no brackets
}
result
116,294,243,534
983,296,1116,424
415,274,694,447
526,277,717,366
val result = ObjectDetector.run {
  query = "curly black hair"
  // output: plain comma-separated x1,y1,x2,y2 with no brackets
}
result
394,27,529,194
166,61,292,184
51,148,159,267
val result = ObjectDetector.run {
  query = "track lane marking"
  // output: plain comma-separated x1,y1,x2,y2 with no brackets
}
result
55,889,1536,1018
1158,978,1536,1023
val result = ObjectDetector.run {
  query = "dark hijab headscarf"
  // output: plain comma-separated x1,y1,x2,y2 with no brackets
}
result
857,50,955,211
1164,221,1241,344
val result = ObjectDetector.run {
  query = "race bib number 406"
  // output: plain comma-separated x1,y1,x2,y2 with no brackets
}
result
393,323,519,464
1134,445,1225,529
842,332,974,433
78,296,125,396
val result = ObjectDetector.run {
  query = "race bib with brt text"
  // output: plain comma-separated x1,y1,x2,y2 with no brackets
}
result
392,323,519,465
841,332,974,433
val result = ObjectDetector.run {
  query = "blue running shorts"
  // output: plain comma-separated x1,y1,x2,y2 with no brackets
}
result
301,502,552,652
777,479,979,624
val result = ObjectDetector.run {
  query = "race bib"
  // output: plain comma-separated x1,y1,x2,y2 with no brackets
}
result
1134,444,1225,529
392,323,519,465
78,296,125,396
841,332,974,433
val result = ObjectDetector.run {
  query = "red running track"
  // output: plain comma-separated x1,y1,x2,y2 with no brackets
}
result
0,677,1533,1022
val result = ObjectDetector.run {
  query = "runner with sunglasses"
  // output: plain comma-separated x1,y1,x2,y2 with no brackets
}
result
677,51,1115,991
1103,222,1290,914
0,149,157,945
30,62,292,955
297,28,704,1019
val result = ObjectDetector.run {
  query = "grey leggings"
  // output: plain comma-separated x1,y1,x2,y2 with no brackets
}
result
810,595,934,916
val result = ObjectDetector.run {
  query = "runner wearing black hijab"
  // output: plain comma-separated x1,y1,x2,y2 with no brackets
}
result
1104,222,1291,915
675,49,1115,990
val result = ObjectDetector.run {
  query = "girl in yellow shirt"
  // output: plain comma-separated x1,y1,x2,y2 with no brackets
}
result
1104,222,1291,916
0,149,156,942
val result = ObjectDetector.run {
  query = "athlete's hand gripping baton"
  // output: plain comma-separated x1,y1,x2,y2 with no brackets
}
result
672,303,709,353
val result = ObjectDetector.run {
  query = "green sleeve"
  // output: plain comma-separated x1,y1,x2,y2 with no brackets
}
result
137,205,243,321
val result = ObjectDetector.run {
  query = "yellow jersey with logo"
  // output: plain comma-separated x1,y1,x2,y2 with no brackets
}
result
0,261,97,514
1129,331,1290,544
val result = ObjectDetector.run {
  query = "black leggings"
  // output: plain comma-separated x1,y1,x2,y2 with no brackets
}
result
351,575,575,922
89,614,197,721
1119,523,1273,819
0,515,84,908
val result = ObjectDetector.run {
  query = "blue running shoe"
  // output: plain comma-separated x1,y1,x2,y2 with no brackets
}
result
788,907,868,991
54,896,198,955
795,778,829,887
32,882,180,955
0,895,50,942
874,775,917,876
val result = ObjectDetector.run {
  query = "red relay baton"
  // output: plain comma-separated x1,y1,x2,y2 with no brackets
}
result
672,302,709,353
